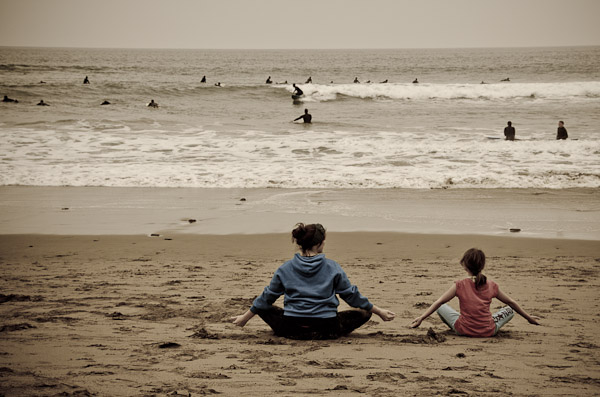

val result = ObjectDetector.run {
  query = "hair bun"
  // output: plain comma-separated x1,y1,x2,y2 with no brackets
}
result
292,223,306,239
292,223,326,251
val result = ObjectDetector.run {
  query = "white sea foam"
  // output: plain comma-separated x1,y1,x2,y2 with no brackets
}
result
1,47,599,190
1,126,598,189
285,82,600,102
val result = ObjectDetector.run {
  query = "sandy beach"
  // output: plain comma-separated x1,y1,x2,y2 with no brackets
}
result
1,187,599,396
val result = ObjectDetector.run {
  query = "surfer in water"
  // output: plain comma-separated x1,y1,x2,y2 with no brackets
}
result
292,84,304,96
556,121,568,140
294,109,312,124
504,121,515,141
83,76,90,84
413,78,419,84
101,100,110,105
354,77,360,83
37,99,49,106
501,77,510,82
2,95,18,103
201,75,206,83
147,99,159,108
266,76,272,84
305,76,312,83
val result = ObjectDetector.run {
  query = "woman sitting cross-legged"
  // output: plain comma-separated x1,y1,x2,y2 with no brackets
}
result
231,223,395,339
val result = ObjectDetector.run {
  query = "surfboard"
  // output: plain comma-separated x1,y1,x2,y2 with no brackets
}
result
486,136,532,141
292,94,304,100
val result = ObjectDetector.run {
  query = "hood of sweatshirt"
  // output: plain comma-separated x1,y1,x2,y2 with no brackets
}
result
290,253,326,277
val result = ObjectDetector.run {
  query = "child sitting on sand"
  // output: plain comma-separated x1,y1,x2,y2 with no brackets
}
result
231,223,395,339
410,248,540,336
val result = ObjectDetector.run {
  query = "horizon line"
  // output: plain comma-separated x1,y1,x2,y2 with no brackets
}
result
1,44,599,51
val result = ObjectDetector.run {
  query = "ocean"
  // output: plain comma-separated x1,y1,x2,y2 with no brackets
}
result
1,46,599,189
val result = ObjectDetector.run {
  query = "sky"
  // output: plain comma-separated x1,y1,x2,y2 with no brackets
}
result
0,0,599,49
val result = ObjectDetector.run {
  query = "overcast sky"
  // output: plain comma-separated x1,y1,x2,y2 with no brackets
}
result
0,0,599,49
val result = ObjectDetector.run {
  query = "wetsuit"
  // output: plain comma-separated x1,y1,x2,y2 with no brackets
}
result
295,113,312,123
504,126,516,141
556,126,568,140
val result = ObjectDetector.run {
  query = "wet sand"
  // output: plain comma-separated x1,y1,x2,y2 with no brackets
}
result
1,186,599,239
1,232,599,396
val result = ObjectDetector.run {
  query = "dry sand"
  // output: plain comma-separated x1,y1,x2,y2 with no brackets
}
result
1,232,599,396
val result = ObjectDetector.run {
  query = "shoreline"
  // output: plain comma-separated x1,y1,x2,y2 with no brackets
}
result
0,186,599,240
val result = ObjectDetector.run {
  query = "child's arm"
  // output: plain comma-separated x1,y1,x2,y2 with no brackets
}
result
230,310,255,327
496,289,540,325
410,284,457,328
370,305,396,321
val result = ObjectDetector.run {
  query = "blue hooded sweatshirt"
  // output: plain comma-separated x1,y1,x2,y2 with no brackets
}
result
250,253,373,318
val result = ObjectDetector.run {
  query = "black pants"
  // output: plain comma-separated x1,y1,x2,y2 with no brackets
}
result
254,306,372,340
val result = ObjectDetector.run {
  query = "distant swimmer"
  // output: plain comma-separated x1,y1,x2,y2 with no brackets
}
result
481,81,487,84
201,75,206,83
37,99,49,106
366,80,371,83
354,77,360,83
147,99,159,108
556,120,568,140
294,108,312,123
39,81,46,84
380,79,388,83
504,121,515,141
101,100,110,105
2,95,18,103
501,77,510,82
266,76,272,84
215,82,222,87
83,76,90,84
305,76,312,83
413,78,419,84
292,83,303,96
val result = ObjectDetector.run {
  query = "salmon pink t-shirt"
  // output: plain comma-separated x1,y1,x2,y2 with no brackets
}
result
454,278,499,337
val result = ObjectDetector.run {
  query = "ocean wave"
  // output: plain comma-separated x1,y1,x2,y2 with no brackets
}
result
2,80,598,104
0,63,109,72
280,82,600,102
1,128,598,189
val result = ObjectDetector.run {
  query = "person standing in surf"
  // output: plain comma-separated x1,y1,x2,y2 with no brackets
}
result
231,223,395,339
556,121,568,140
294,109,312,123
504,121,516,141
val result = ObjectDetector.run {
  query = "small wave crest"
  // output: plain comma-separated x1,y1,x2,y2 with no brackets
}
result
280,81,600,102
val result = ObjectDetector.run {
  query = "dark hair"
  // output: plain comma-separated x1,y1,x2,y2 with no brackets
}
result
460,248,487,289
292,223,326,251
507,121,512,126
